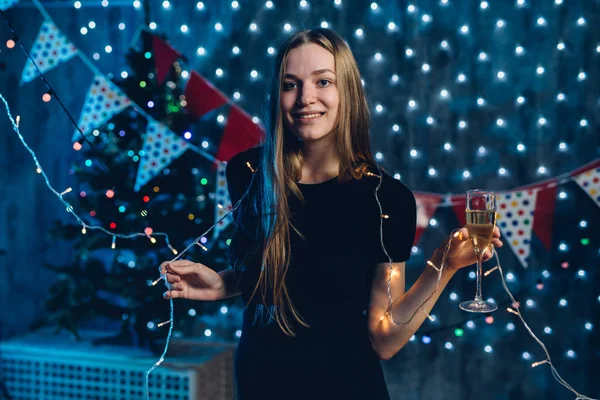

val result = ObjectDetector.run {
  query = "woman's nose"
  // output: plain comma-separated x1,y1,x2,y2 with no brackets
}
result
296,86,317,106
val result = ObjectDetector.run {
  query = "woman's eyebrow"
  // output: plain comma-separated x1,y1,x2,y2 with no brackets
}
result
284,69,336,79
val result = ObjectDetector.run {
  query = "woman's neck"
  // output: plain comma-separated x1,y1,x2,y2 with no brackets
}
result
299,140,340,183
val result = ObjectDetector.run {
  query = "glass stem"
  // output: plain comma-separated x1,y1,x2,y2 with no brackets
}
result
475,254,483,302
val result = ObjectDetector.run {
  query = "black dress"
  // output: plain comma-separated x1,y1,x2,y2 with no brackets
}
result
225,146,417,400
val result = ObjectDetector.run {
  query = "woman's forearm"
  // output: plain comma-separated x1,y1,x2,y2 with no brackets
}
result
375,249,456,360
217,267,242,300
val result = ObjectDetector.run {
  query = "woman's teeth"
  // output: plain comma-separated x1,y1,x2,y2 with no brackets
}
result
297,113,323,119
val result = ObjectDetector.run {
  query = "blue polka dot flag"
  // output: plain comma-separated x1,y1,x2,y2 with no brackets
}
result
496,189,539,268
134,119,189,192
212,161,233,241
21,21,77,84
574,167,600,209
72,75,131,142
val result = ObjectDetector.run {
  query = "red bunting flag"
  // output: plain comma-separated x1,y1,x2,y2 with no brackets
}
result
215,105,265,165
184,71,228,120
413,193,442,245
451,194,467,227
531,183,557,250
152,34,181,85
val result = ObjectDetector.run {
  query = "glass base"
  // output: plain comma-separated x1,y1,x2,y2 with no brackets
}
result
459,300,498,313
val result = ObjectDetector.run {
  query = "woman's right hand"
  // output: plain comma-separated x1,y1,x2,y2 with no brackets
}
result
159,260,225,301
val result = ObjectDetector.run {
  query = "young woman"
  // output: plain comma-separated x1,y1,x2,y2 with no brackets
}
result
160,29,502,400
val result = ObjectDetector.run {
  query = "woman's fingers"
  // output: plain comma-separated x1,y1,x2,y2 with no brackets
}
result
164,290,182,299
165,272,180,284
159,261,170,275
159,259,196,275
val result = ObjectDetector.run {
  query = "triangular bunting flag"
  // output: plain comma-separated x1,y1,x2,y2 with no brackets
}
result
496,189,539,268
21,21,78,84
152,34,181,85
573,167,600,208
72,75,131,142
0,0,19,11
183,71,228,120
215,105,265,166
134,120,189,192
212,161,234,241
451,194,467,227
413,193,442,245
532,183,557,250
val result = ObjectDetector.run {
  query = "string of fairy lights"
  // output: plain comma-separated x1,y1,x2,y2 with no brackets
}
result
2,1,598,399
2,89,593,398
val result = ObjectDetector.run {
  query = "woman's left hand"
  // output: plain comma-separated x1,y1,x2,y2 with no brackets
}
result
441,226,503,272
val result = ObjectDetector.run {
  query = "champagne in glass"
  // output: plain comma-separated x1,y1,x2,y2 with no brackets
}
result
459,190,498,313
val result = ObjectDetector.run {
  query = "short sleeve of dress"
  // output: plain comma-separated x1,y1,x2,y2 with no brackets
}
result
225,146,261,221
371,175,417,263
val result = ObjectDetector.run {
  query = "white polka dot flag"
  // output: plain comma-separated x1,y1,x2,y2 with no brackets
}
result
212,161,234,241
134,119,189,192
72,75,131,142
0,0,19,11
21,21,78,84
573,167,600,208
496,189,539,268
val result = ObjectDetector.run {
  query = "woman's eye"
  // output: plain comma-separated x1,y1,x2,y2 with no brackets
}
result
283,82,297,90
318,79,331,87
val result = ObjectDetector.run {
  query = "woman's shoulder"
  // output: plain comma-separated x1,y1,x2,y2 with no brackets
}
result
226,145,263,171
361,164,414,198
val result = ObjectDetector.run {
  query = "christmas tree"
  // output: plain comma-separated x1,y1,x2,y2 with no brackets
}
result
39,30,241,350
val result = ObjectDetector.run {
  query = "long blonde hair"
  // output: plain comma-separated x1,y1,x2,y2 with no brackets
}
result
240,28,377,336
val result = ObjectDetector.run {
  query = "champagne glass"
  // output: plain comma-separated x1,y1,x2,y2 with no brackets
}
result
459,189,498,313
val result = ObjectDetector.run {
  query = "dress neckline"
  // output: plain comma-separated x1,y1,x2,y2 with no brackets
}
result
297,175,340,187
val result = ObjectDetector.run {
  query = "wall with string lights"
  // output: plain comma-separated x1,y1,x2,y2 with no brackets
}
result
0,0,598,399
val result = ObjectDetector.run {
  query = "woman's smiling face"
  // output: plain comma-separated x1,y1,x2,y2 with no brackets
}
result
280,43,339,144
